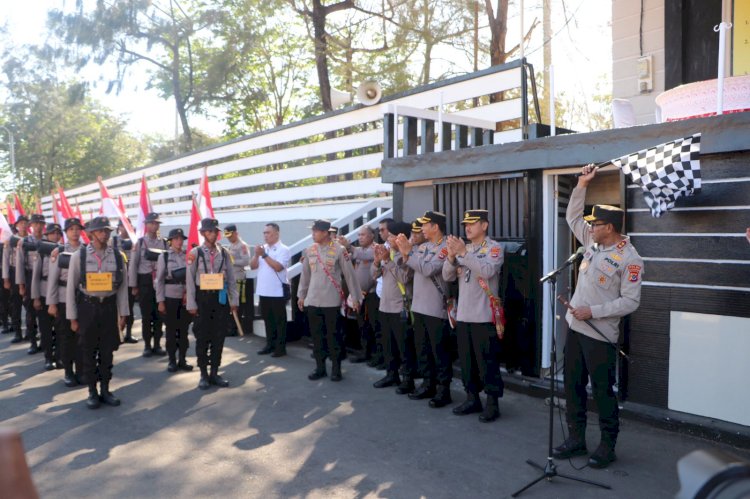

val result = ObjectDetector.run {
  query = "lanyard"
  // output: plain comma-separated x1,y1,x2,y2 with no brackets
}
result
91,251,104,271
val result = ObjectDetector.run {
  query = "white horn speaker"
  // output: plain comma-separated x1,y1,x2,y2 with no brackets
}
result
356,81,382,105
330,88,351,108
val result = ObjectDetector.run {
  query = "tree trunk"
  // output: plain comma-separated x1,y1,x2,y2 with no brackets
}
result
485,0,509,103
312,0,333,113
171,47,192,151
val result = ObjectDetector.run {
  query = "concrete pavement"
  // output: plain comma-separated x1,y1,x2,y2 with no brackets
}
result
1,328,749,499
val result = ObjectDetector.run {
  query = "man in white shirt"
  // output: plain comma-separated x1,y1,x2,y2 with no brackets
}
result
250,223,292,357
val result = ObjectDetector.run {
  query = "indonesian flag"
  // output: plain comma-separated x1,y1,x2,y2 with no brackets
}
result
0,208,11,243
57,182,89,244
134,174,153,239
117,196,127,217
197,167,219,241
98,177,136,241
187,193,201,249
13,194,25,219
6,200,16,226
74,199,84,220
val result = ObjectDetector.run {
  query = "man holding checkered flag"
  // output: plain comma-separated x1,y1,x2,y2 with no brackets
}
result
613,133,702,217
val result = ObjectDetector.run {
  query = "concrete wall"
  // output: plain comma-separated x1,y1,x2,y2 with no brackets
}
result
159,220,314,251
612,0,665,125
403,183,434,222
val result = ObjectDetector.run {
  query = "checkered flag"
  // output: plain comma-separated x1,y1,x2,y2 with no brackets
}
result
612,134,701,218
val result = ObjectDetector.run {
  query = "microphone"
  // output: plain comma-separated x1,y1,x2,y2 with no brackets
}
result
564,246,586,265
540,247,585,283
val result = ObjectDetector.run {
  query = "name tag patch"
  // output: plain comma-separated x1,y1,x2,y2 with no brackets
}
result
200,273,224,290
87,272,113,292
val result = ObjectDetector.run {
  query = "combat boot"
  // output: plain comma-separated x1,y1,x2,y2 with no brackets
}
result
330,360,343,382
63,369,78,388
177,352,193,371
167,354,178,373
99,383,121,406
308,359,327,381
209,366,229,387
409,380,436,400
122,324,139,343
86,387,101,409
588,435,617,469
452,392,483,415
198,367,211,390
552,426,588,459
373,371,399,388
478,394,500,422
395,375,415,395
428,385,452,408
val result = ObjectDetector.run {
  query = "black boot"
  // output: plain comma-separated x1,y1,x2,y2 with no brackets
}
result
209,366,229,387
123,325,139,343
177,352,193,371
588,435,617,469
142,340,153,358
27,341,41,355
373,371,399,388
10,333,24,343
395,376,415,395
330,360,342,382
198,367,211,390
86,387,101,409
43,359,55,371
167,355,178,373
428,385,453,408
308,358,327,381
552,426,588,459
99,382,121,406
478,395,500,422
63,369,79,388
409,380,436,400
452,392,483,415
257,345,274,355
152,343,167,356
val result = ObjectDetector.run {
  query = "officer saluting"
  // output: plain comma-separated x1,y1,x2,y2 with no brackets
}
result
443,210,505,423
297,220,362,382
47,217,85,387
186,218,239,390
66,216,129,409
155,228,193,373
31,223,63,370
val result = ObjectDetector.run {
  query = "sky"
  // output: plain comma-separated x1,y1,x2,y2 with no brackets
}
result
1,0,611,149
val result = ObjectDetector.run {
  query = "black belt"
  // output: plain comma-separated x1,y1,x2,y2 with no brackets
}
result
165,279,186,285
77,293,117,305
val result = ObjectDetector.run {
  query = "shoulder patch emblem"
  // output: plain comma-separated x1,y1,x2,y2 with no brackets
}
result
490,246,501,258
438,247,448,260
627,264,641,282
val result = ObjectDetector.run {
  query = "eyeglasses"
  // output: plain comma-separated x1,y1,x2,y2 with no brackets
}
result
586,222,609,228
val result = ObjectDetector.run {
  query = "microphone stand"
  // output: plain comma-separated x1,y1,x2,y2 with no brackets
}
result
512,253,610,497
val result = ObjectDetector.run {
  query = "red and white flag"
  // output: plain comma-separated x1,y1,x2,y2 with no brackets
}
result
57,182,89,244
134,174,153,239
187,193,201,249
50,191,66,242
117,196,127,217
197,167,215,218
98,177,136,241
13,194,25,219
6,200,16,226
0,208,11,243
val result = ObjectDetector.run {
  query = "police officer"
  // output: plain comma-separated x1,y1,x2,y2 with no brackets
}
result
186,218,239,390
155,228,193,373
129,212,167,357
17,213,46,354
372,222,415,392
394,211,453,408
47,217,85,387
553,163,643,469
250,223,292,357
0,237,10,335
66,216,129,409
114,218,139,344
410,220,425,246
338,225,378,363
297,220,362,382
2,216,27,341
31,223,63,370
443,210,505,422
223,224,250,336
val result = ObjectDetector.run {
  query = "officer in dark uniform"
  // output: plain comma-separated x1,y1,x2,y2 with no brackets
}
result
128,212,167,357
443,210,505,423
155,228,193,373
3,216,29,344
186,218,239,390
17,213,46,354
114,218,139,344
66,216,130,409
47,217,85,387
31,223,63,370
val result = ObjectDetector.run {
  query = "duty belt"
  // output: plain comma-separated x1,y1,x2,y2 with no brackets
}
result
77,293,117,305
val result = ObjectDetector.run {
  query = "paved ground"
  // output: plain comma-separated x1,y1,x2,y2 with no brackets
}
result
1,326,749,499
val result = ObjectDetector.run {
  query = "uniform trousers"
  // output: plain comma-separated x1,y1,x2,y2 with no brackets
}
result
356,292,380,357
379,311,416,377
456,322,504,397
413,312,453,386
260,296,287,353
125,288,135,332
237,278,254,334
164,297,192,361
76,295,119,389
0,284,10,329
22,270,39,344
194,291,229,370
307,306,342,364
137,273,163,347
9,279,23,340
37,296,57,363
564,329,619,441
55,305,81,376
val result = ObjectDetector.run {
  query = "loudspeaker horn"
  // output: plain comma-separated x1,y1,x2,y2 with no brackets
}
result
330,88,351,109
356,81,382,106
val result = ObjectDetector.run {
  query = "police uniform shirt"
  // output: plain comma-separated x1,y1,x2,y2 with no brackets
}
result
442,239,504,323
297,242,362,308
65,245,130,320
128,234,166,286
352,246,376,294
185,243,239,311
227,239,251,279
372,252,413,314
47,242,82,306
15,235,41,285
155,248,188,302
255,241,291,298
1,241,12,279
565,186,644,343
402,239,449,319
30,246,53,300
